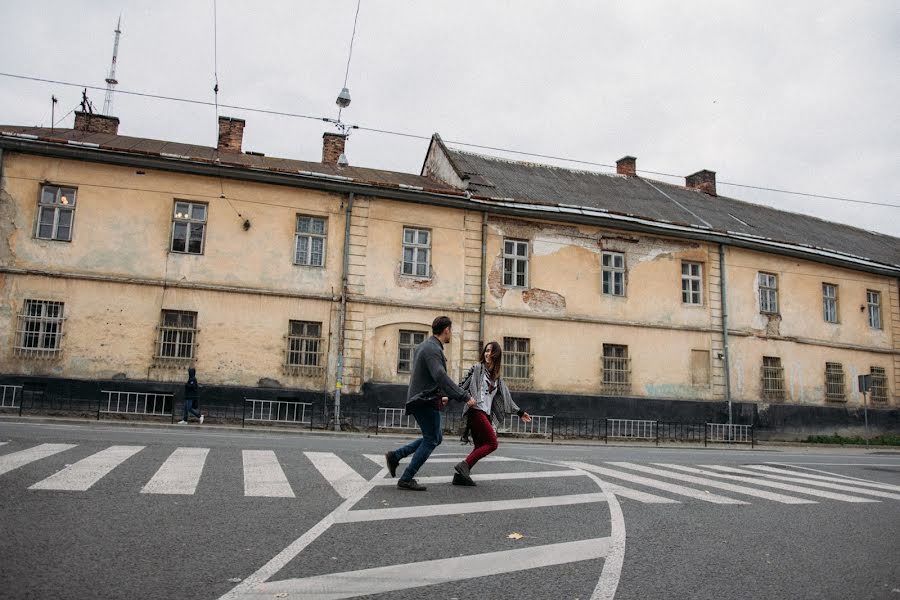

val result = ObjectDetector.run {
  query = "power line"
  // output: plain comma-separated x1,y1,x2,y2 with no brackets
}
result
0,71,896,210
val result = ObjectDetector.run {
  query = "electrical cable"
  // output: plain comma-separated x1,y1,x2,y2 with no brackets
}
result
337,0,362,123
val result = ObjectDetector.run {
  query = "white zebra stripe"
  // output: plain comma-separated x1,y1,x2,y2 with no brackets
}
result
0,443,76,477
30,445,144,491
141,447,209,495
700,465,900,500
243,450,294,498
746,465,900,492
305,452,367,500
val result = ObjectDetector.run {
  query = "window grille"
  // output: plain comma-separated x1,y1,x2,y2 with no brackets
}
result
502,240,529,287
284,321,324,376
171,201,207,254
294,216,327,267
397,330,427,373
155,310,197,364
36,185,77,241
761,356,785,400
602,252,626,296
503,337,533,389
602,344,631,394
758,272,778,313
681,262,702,305
867,290,882,329
14,299,65,358
822,283,838,323
401,227,431,277
870,367,888,403
824,362,845,401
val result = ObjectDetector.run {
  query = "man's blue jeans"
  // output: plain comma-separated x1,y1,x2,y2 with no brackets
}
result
394,402,443,482
183,397,201,421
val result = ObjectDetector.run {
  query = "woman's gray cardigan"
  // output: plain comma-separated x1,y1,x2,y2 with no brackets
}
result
458,363,524,430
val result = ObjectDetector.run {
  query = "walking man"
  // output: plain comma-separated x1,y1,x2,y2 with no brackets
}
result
385,316,476,491
178,367,204,425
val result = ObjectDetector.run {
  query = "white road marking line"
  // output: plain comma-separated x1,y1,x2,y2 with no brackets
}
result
338,492,609,523
29,445,144,491
569,461,746,504
648,463,879,503
766,462,900,467
0,443,76,477
700,465,900,500
304,452,367,500
371,468,585,485
363,453,515,466
0,442,7,447
763,463,900,487
141,447,209,495
605,483,682,504
609,462,818,505
242,450,294,498
246,537,611,600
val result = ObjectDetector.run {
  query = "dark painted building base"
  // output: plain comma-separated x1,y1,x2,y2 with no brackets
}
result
2,375,898,440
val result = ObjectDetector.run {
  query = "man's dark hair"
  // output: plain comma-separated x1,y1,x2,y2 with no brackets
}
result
432,315,452,335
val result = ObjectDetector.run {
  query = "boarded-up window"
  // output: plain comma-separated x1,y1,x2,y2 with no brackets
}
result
691,350,710,385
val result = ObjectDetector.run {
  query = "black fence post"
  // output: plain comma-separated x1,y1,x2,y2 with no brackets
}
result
655,421,659,446
751,425,755,448
703,423,708,447
375,408,379,435
550,416,554,443
604,419,608,444
241,399,246,429
18,388,24,417
96,392,101,421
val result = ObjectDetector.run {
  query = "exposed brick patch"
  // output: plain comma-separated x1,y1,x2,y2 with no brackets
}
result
395,268,436,289
488,255,507,300
765,313,782,336
523,288,566,313
74,111,119,135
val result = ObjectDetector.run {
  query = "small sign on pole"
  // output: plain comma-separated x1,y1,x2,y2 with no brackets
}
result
858,374,872,393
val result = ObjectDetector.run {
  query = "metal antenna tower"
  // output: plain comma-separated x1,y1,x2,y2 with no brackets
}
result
102,15,123,116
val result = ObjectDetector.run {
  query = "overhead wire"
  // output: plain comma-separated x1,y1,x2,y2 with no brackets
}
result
337,0,362,123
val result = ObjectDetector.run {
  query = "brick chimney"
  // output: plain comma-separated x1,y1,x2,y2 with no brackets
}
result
73,111,119,135
217,116,245,153
322,132,347,164
616,156,637,177
686,169,717,196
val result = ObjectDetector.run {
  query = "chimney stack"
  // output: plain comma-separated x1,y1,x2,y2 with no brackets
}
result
217,116,245,153
73,111,119,135
686,169,717,196
616,156,637,177
322,132,347,165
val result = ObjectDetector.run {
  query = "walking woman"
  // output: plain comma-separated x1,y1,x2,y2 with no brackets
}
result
453,341,531,486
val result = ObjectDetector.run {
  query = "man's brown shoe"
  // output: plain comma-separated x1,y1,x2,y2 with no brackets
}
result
385,451,399,478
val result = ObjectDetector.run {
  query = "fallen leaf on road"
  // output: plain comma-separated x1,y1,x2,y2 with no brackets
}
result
507,532,524,540
227,578,242,583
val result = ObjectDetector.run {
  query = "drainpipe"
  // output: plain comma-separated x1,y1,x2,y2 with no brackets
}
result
719,243,733,424
334,192,354,431
478,211,488,347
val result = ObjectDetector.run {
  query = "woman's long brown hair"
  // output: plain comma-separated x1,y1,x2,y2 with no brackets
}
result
481,341,502,380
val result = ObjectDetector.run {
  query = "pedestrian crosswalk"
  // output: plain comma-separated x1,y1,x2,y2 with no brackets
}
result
1,441,898,508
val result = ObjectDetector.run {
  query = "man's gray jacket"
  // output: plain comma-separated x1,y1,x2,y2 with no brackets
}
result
405,336,469,413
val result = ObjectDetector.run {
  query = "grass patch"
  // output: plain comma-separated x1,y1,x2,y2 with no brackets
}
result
805,433,900,446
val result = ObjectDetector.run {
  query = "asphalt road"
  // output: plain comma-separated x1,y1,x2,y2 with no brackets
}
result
0,419,898,600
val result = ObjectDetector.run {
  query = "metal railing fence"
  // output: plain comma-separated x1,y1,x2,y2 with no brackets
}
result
242,398,313,429
705,423,754,447
98,390,174,421
605,419,658,445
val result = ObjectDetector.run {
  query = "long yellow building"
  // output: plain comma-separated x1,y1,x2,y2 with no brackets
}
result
0,113,897,436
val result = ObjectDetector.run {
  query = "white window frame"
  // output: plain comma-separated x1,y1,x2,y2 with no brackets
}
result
822,283,838,324
401,227,431,278
170,201,207,255
397,330,427,374
35,184,77,242
14,299,65,358
294,216,327,267
155,310,198,362
503,239,529,288
867,290,882,329
681,262,703,305
602,251,626,297
758,272,778,314
285,320,324,375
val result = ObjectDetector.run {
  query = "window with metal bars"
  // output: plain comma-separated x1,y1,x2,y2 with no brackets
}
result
170,201,207,254
294,216,327,267
503,240,529,287
155,310,197,362
397,330,427,373
870,367,888,402
758,272,778,313
284,321,323,376
824,362,845,401
502,337,533,388
15,299,65,358
681,262,702,305
602,344,631,394
602,252,626,296
761,356,785,400
822,283,838,323
35,185,77,241
401,227,431,277
867,290,882,330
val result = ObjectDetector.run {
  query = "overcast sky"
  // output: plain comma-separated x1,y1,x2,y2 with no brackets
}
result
1,1,898,237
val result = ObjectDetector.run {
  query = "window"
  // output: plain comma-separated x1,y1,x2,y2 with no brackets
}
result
691,350,710,385
294,216,327,267
867,290,882,329
285,321,323,376
155,310,197,362
870,367,888,403
825,362,845,401
822,284,838,323
36,184,77,241
602,252,626,296
397,330,427,373
14,299,65,357
171,201,207,254
758,272,778,313
761,356,784,400
602,344,631,394
682,262,703,305
401,227,431,277
503,337,533,388
503,240,529,287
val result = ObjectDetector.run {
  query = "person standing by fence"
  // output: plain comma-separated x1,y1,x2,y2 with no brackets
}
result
453,341,531,486
178,367,204,425
384,316,476,491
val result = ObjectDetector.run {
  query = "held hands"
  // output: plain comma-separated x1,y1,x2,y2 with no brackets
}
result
466,397,476,408
441,396,449,407
521,412,532,423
